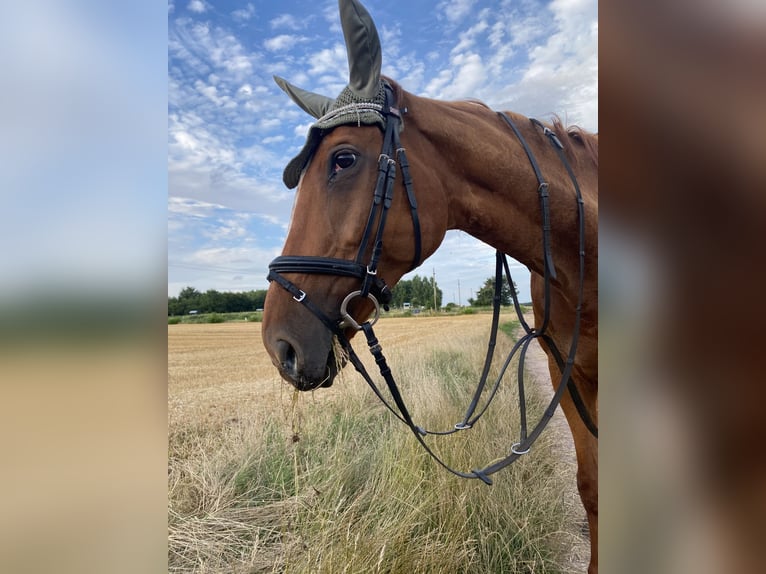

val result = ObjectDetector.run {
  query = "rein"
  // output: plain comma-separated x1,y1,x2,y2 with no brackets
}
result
267,91,597,485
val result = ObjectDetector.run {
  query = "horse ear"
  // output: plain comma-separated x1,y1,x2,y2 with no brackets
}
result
273,76,334,119
339,0,381,99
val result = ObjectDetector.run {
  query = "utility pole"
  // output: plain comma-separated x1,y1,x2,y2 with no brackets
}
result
457,279,461,307
432,267,437,311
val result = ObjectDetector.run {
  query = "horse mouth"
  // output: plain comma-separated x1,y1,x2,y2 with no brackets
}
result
275,339,348,391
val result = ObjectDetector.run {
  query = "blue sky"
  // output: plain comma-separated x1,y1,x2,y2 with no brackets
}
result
168,0,598,304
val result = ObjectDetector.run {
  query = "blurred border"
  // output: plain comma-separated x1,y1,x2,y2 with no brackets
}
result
601,1,766,572
0,2,167,573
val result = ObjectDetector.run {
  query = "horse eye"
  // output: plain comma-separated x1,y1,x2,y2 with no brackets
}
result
333,151,357,173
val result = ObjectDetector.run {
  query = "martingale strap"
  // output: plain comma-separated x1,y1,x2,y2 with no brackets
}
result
267,102,597,486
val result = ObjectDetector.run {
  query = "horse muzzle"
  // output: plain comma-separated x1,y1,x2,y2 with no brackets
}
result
269,336,344,391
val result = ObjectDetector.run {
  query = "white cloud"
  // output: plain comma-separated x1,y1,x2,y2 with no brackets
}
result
201,215,251,241
423,68,453,98
293,121,313,138
450,15,489,55
237,83,252,98
258,118,282,130
187,0,207,14
270,13,304,30
168,196,226,217
308,43,347,77
438,0,478,24
264,34,307,52
322,2,342,33
194,79,237,108
232,3,255,22
510,0,598,129
447,52,486,97
189,245,273,269
169,19,255,81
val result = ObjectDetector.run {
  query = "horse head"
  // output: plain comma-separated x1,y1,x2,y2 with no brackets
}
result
262,0,447,390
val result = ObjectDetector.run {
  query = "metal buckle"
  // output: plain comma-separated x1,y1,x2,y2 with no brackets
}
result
511,442,530,455
338,290,380,331
293,290,306,302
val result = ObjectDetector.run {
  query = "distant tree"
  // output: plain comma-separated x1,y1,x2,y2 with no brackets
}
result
468,276,518,307
178,286,201,300
391,280,413,308
168,287,270,316
169,286,203,315
391,275,442,310
201,289,226,313
246,289,267,310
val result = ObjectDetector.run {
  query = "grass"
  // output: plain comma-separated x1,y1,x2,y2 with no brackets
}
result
168,315,586,573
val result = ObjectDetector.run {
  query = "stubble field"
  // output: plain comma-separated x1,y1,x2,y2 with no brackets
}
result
168,313,587,573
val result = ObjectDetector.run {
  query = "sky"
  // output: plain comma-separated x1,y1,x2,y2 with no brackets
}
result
168,0,598,304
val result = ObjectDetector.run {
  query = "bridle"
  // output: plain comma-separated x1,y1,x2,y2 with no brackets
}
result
267,83,597,485
268,82,419,327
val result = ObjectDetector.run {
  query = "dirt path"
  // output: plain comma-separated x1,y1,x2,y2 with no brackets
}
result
516,315,589,572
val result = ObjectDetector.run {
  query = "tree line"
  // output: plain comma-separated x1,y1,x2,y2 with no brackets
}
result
168,286,267,316
390,275,442,310
168,275,516,316
468,276,518,307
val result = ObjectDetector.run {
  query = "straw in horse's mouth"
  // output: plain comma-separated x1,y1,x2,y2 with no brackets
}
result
321,335,348,387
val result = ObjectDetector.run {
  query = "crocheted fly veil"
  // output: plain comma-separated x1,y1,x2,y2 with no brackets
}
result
274,0,395,189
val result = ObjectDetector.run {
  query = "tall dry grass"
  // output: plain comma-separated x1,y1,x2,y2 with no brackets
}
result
168,315,586,573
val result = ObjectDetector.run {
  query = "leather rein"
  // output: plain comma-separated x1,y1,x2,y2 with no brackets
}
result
267,84,597,485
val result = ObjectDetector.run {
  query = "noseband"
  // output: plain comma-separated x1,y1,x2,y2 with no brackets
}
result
267,91,597,485
268,82,420,331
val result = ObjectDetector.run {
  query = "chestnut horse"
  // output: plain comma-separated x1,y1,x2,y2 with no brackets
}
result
262,1,597,571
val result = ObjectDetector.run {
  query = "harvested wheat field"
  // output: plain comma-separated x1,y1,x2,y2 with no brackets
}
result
168,312,587,573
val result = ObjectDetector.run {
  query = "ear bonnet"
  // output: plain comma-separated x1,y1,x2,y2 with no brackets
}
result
275,0,397,189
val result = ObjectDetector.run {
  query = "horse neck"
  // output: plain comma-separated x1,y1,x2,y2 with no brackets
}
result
405,94,597,295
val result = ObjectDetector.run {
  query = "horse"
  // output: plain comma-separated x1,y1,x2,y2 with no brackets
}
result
261,1,598,571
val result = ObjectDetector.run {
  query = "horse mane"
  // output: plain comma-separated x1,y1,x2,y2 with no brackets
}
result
550,117,599,168
385,76,598,169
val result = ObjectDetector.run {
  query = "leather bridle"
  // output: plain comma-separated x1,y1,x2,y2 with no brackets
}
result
267,86,597,485
268,82,419,330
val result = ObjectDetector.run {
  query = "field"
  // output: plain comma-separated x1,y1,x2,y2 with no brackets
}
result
168,313,587,572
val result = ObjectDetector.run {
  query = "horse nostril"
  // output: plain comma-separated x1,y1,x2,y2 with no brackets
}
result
276,339,298,377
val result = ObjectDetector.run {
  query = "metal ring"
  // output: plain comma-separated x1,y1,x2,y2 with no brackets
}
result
511,442,530,455
338,290,380,331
